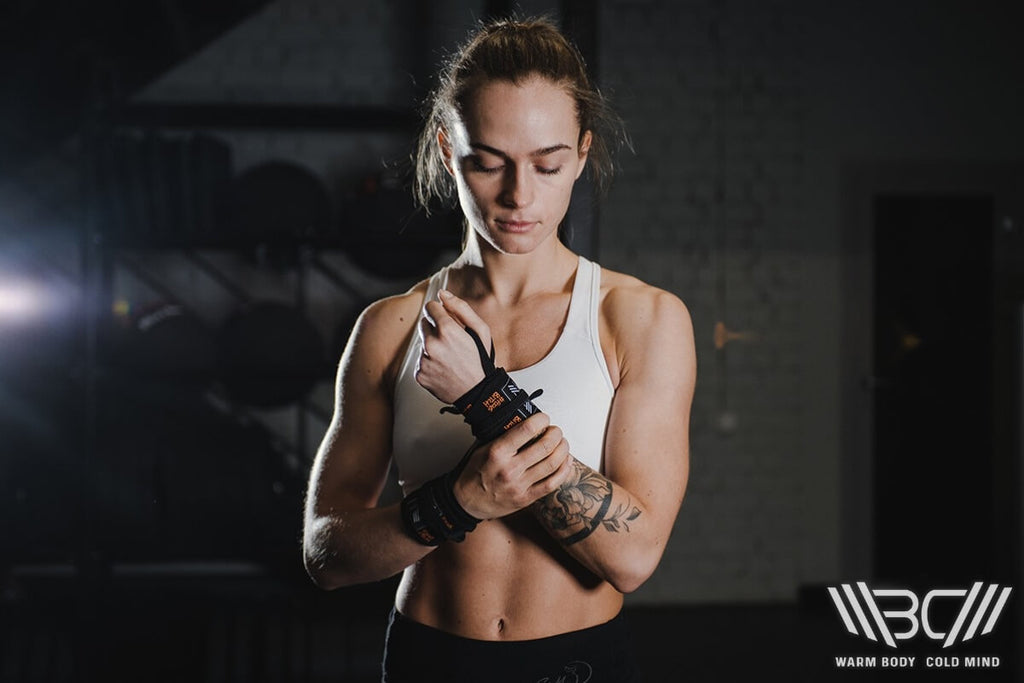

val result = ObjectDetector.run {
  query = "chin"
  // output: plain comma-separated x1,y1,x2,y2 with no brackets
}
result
486,233,545,256
481,224,556,255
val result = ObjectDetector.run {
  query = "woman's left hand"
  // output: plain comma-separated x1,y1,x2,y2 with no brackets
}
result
415,290,493,404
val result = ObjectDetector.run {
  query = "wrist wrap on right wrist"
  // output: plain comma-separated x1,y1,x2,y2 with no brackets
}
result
400,469,480,546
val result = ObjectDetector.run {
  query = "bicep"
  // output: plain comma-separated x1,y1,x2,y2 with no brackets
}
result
602,294,696,525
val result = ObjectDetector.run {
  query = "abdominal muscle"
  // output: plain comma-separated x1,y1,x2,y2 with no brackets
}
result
394,507,623,641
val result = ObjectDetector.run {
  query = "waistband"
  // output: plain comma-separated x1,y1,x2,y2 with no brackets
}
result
382,608,637,683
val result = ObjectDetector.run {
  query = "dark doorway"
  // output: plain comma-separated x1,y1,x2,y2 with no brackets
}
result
872,194,995,584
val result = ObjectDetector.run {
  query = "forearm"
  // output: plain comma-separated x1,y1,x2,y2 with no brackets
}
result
303,503,435,590
530,458,663,594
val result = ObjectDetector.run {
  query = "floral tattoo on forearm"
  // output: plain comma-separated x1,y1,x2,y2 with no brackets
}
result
533,459,642,545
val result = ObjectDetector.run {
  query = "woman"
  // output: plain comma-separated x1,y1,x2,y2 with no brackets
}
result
303,17,696,682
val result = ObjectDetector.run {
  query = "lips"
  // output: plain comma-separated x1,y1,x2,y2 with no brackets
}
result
495,218,537,232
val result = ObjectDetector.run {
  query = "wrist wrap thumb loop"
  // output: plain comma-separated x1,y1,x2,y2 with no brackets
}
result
464,326,496,374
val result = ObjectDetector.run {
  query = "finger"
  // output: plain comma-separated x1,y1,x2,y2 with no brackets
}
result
438,290,492,348
425,301,468,346
413,360,430,387
524,435,569,481
514,424,564,470
529,449,574,497
494,411,550,455
424,300,457,329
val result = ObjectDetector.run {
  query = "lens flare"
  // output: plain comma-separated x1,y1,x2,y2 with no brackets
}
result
0,280,49,322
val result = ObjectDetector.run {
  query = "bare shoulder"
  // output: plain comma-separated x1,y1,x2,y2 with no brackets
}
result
355,280,428,343
597,266,695,384
341,279,430,387
599,267,692,337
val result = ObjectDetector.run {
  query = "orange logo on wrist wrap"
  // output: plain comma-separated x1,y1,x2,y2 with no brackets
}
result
482,391,505,412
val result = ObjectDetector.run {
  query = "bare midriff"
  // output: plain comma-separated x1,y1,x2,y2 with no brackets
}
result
395,509,623,641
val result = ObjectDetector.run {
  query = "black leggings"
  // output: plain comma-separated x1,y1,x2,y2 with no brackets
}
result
381,608,638,683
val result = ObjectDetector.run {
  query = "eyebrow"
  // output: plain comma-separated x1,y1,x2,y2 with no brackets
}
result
469,142,572,158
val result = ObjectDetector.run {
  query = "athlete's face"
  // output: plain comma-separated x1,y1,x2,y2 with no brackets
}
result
441,75,591,255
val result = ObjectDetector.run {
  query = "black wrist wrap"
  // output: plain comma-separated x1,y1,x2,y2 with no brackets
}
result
439,328,544,444
400,467,480,546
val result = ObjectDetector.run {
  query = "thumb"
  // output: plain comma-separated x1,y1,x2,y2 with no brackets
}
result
438,289,492,352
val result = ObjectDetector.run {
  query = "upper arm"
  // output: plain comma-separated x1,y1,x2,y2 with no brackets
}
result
601,286,696,535
304,295,419,523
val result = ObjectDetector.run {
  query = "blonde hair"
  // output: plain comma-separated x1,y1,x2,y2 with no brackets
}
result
413,16,626,213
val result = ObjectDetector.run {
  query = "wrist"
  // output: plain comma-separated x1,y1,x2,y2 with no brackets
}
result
451,471,485,522
444,368,543,442
437,324,544,444
399,470,481,546
451,369,486,403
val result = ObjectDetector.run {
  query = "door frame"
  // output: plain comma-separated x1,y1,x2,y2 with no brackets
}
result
839,161,1024,589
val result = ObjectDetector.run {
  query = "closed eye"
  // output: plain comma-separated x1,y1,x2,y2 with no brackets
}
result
468,156,562,176
469,157,503,174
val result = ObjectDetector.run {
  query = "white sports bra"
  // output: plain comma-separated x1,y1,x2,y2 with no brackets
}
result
391,255,615,493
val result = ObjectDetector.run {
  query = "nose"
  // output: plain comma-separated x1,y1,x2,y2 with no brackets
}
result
499,164,534,208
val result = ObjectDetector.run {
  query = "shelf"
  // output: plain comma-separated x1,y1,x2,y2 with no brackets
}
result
114,102,421,131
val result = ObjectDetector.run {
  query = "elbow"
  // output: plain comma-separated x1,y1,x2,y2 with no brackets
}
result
302,536,380,590
303,546,343,591
302,520,351,591
304,549,371,591
307,571,337,591
606,552,660,595
610,576,644,595
605,536,667,594
608,567,653,595
303,553,398,591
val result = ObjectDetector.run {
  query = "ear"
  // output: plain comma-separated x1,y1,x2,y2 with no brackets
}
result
575,130,593,180
438,127,455,177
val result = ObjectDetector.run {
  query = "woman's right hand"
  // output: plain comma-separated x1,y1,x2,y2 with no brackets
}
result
415,290,493,404
452,412,574,520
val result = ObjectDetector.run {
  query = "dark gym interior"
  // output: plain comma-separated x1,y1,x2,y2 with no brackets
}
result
1,1,1022,681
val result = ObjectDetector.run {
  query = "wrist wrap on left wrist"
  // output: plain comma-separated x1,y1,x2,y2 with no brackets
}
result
440,328,543,443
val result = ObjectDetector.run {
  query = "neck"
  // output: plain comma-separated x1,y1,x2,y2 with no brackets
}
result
452,230,578,305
